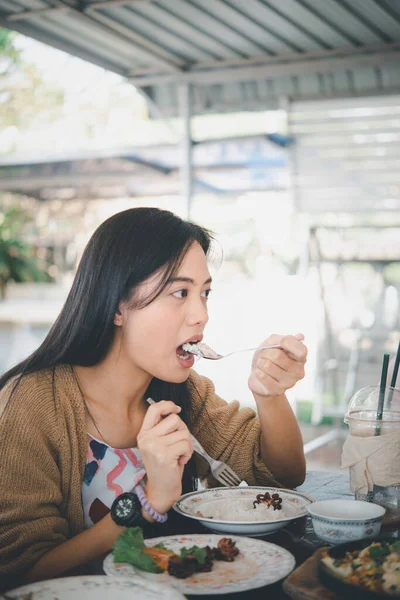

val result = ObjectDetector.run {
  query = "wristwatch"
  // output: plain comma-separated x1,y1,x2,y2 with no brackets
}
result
110,492,146,527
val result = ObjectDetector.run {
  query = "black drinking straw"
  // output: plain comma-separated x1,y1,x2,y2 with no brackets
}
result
387,341,400,409
366,354,390,502
375,353,390,436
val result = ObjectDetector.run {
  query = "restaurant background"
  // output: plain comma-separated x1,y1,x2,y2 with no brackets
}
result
1,28,400,472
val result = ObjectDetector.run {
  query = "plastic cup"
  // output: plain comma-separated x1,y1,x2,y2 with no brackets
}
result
344,386,400,525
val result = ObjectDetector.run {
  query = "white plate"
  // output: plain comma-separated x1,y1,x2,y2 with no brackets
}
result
173,486,314,536
103,533,295,595
0,575,184,600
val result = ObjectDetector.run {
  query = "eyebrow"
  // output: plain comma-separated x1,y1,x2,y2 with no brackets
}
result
167,276,212,285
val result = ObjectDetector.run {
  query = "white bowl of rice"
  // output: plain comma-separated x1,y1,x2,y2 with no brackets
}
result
173,486,314,537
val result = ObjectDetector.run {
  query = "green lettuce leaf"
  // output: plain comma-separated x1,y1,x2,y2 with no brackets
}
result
180,545,208,565
112,527,162,573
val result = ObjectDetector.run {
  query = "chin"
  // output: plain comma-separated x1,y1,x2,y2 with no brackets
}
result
155,368,191,385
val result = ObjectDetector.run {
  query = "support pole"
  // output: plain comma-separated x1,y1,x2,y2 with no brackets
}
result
179,83,193,219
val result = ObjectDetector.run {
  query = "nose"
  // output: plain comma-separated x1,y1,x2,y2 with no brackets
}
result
187,296,209,327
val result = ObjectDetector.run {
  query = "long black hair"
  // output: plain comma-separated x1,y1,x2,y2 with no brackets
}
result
0,207,214,492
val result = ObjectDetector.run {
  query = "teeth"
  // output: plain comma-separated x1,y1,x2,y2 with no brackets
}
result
177,351,191,360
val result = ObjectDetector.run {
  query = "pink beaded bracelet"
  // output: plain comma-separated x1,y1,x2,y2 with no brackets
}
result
133,482,168,523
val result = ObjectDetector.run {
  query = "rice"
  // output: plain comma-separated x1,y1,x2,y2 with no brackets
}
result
182,342,202,356
200,498,286,522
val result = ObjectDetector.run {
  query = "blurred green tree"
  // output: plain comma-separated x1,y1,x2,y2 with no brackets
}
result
0,28,64,131
0,206,53,300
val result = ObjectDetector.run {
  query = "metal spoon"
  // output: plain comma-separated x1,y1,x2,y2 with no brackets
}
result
182,341,282,361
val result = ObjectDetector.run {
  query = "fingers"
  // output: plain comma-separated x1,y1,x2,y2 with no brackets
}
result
138,401,193,469
150,413,187,437
256,351,306,380
260,333,283,347
139,400,193,512
141,400,181,431
138,413,189,448
279,334,307,362
254,360,304,393
258,334,307,363
141,438,193,464
159,428,193,451
253,367,288,396
259,349,294,373
173,440,193,466
138,433,193,472
250,333,307,397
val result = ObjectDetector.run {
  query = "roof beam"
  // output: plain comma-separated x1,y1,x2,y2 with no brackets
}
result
190,40,400,72
6,0,151,20
0,15,128,75
90,0,154,8
6,0,182,72
129,47,400,86
7,5,69,21
84,7,183,70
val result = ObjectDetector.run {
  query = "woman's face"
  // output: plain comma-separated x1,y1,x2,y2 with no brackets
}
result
117,242,211,383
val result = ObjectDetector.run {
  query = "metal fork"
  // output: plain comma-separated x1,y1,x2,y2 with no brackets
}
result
191,434,242,487
146,398,242,487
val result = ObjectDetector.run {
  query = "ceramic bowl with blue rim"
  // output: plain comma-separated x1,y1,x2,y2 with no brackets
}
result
173,486,314,537
308,499,386,545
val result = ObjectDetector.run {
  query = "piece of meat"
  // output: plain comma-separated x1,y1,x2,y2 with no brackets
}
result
167,555,199,578
191,546,214,572
212,537,240,562
253,491,283,510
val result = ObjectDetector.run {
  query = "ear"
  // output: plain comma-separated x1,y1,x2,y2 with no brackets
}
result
113,307,123,327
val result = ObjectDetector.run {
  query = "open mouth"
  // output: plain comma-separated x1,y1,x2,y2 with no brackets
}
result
176,340,201,360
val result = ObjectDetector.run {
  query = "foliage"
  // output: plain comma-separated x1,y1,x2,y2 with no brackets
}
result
384,263,400,284
0,206,52,298
113,527,162,573
0,28,64,131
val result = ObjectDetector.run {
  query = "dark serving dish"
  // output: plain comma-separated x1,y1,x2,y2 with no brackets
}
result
318,537,400,599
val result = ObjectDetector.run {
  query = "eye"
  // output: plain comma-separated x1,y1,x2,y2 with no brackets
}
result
202,288,212,299
172,289,188,299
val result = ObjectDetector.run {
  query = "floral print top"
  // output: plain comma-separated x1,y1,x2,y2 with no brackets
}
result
82,434,146,527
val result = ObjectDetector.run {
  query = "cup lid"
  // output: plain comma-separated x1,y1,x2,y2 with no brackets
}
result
345,385,400,422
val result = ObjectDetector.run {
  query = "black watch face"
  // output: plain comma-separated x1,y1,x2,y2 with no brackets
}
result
112,493,144,527
115,496,134,519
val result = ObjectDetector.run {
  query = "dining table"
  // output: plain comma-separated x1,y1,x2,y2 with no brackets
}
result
86,469,399,599
181,470,351,599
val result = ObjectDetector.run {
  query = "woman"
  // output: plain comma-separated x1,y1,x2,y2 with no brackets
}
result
0,207,306,590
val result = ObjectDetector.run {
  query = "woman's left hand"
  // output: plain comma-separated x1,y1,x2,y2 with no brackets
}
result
248,333,307,398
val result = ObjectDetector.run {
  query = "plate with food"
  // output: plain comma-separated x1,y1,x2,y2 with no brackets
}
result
173,486,313,536
103,527,295,595
319,537,400,598
0,575,185,600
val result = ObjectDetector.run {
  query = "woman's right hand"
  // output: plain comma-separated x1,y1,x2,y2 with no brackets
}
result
137,400,193,514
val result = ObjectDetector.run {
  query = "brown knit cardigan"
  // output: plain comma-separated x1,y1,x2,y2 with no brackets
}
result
0,365,281,589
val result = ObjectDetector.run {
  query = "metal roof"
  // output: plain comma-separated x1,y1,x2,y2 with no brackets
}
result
1,0,400,115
